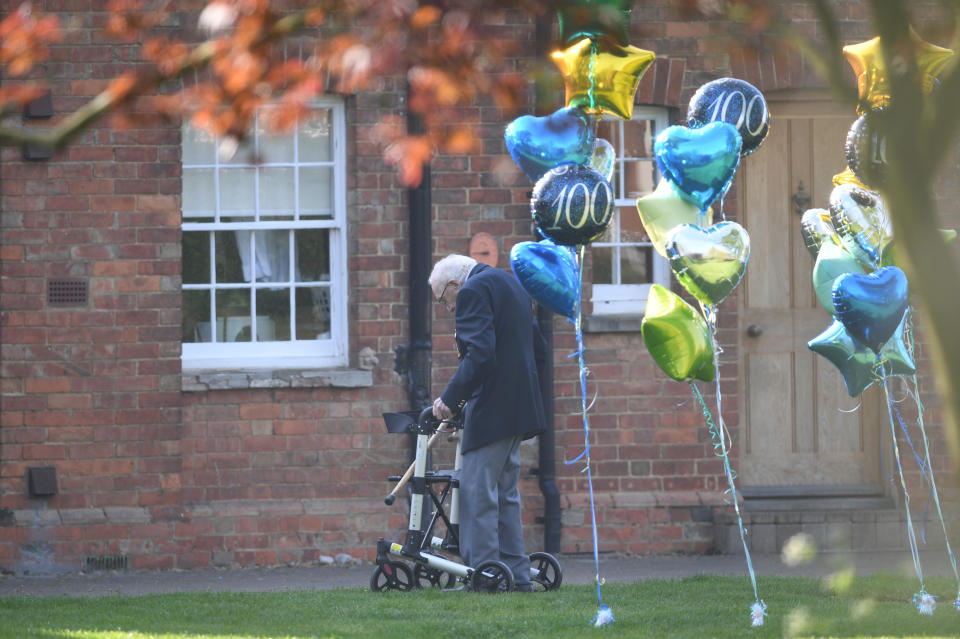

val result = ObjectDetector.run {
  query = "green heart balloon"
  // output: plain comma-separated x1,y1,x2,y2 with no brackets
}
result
812,241,866,315
665,221,750,307
636,179,713,259
641,284,715,382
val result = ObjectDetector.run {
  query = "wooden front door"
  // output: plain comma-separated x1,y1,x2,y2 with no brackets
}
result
738,93,882,491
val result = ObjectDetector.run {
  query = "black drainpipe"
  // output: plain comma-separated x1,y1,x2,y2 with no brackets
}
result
533,13,561,554
403,104,433,415
396,83,434,533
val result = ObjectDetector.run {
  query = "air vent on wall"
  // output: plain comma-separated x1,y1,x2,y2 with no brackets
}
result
83,554,129,573
46,279,88,307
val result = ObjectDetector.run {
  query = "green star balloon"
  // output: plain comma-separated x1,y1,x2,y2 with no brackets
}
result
807,312,915,397
556,0,632,47
641,284,715,382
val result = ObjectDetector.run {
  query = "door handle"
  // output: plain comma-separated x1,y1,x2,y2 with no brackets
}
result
746,324,763,338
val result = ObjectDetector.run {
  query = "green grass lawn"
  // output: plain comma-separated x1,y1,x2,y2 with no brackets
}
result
2,574,959,639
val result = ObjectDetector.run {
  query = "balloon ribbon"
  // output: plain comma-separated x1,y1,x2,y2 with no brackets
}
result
901,310,960,610
563,245,611,626
881,369,932,614
690,304,765,626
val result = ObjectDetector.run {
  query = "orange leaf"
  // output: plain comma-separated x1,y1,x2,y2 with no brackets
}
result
443,127,479,155
410,6,441,30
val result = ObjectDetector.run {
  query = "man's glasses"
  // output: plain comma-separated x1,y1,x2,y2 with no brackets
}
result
437,281,451,304
437,281,456,308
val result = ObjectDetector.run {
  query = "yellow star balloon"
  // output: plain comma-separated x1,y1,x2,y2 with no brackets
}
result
832,167,872,190
843,28,953,113
551,37,655,121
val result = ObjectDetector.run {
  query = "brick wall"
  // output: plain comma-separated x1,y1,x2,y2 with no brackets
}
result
1,2,956,573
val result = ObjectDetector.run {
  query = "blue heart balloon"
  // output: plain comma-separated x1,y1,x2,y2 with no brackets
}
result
832,266,909,353
510,240,579,318
654,122,742,211
505,106,594,182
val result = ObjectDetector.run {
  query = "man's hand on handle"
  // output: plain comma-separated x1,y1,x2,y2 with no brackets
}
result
432,397,453,421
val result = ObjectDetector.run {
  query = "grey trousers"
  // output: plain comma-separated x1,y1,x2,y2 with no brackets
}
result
459,435,531,587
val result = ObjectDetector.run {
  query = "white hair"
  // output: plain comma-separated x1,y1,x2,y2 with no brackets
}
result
429,254,477,296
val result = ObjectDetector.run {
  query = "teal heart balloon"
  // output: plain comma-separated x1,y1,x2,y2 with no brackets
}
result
505,106,594,182
654,122,742,211
665,221,751,306
832,266,908,353
808,312,915,397
812,241,866,315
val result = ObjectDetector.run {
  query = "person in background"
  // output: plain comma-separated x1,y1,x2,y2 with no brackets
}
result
429,254,547,592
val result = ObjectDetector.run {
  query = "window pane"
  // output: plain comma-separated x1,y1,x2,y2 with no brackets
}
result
621,246,652,284
296,229,331,282
299,166,334,216
183,168,215,215
624,119,655,158
217,289,251,342
215,231,245,283
592,246,614,284
298,109,332,162
224,137,255,165
623,159,656,199
595,121,620,153
256,288,290,341
183,126,214,165
182,232,210,284
183,290,211,343
253,230,291,283
220,168,255,214
259,167,295,218
257,110,294,163
297,287,331,339
620,205,649,243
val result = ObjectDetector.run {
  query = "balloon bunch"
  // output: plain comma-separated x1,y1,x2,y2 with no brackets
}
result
506,1,654,627
802,31,959,615
637,76,769,627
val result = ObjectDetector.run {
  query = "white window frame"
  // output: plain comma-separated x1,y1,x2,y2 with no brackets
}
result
181,98,348,370
591,106,671,315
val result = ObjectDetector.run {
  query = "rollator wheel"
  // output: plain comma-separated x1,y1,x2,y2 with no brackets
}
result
369,561,415,592
471,559,514,593
528,551,563,591
413,563,456,589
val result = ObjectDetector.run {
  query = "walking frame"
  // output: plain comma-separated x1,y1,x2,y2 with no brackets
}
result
372,407,562,593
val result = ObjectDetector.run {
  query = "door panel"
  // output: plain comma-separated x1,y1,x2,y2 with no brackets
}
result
739,98,881,489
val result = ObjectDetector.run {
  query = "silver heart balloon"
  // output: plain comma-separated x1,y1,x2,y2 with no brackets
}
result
665,221,751,306
828,183,892,268
800,208,836,258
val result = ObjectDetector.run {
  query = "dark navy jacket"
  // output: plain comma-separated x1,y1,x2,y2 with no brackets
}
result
440,264,547,453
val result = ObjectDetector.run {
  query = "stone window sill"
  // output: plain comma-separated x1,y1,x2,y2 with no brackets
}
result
182,368,373,392
582,314,643,333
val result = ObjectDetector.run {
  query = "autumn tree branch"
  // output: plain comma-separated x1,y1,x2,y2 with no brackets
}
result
0,9,311,150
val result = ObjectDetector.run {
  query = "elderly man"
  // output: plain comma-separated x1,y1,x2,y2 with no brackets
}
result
429,254,546,592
